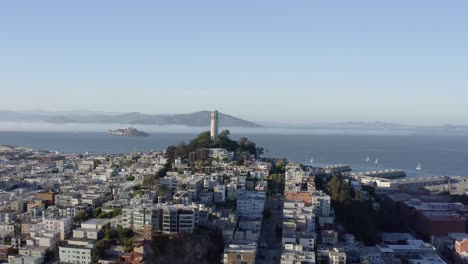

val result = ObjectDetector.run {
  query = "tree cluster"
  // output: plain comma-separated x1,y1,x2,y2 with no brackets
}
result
150,228,224,264
74,208,122,223
164,130,262,160
327,176,379,244
126,175,135,181
141,162,173,188
324,177,407,244
92,226,135,262
270,159,287,174
268,173,285,194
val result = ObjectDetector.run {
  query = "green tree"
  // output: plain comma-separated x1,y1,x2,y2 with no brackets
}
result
272,159,287,173
327,176,350,202
256,147,265,158
92,207,102,218
165,146,178,159
158,185,169,196
123,238,134,252
268,173,285,194
195,160,204,171
117,226,134,240
324,176,379,244
97,212,109,218
74,211,89,223
157,163,171,178
112,208,122,217
126,175,135,181
123,160,134,167
94,159,102,167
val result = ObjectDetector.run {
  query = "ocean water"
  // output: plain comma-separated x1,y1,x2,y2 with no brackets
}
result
1,129,468,177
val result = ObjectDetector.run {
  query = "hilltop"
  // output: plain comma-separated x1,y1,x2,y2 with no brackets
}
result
0,110,262,128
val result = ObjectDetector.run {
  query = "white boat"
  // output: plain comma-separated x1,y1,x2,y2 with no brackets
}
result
374,158,379,164
365,156,370,162
310,158,314,163
416,163,422,170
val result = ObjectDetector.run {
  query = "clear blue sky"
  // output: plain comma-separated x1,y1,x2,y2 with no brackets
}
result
1,1,467,125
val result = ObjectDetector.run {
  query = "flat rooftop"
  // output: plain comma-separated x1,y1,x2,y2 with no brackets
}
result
420,210,465,221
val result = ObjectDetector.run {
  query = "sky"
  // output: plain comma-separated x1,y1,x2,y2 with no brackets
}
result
1,1,467,125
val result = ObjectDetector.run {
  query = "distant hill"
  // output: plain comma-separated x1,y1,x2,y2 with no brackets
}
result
0,110,262,128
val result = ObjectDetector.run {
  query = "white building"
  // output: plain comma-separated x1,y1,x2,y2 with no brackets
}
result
237,191,266,219
226,183,237,201
208,148,233,161
10,246,46,264
28,229,60,249
123,204,199,233
281,244,316,264
214,184,226,203
59,240,94,264
81,218,111,230
311,191,331,217
329,248,346,264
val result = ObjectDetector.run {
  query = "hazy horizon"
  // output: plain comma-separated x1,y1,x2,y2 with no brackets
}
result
0,109,468,129
1,1,468,125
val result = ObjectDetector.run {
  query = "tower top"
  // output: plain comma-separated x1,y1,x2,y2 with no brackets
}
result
210,110,219,140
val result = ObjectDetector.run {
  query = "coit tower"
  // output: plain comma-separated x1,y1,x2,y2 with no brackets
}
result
210,110,219,141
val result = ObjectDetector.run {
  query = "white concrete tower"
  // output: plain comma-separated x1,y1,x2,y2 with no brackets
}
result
210,110,219,141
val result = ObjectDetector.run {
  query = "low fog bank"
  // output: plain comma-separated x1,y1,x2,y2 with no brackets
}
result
1,121,467,136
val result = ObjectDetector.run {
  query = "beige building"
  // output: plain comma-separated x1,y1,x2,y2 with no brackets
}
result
43,217,73,240
223,243,256,264
329,248,346,264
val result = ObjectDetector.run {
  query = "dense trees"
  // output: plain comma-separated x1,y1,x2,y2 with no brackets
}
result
164,130,261,160
75,208,122,223
326,176,379,244
270,159,287,174
323,176,407,244
142,174,157,187
267,159,287,195
268,173,285,194
150,229,224,264
73,211,91,223
92,226,134,262
158,185,169,196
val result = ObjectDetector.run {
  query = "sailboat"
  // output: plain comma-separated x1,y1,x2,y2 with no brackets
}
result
374,158,379,164
365,156,370,162
416,163,422,170
310,158,314,163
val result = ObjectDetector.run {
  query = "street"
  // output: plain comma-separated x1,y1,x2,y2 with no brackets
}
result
256,195,283,264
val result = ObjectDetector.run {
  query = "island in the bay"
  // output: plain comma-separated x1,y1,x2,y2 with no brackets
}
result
108,127,149,137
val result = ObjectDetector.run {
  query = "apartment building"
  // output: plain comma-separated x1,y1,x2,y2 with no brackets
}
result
237,191,265,219
43,217,73,240
59,240,94,264
312,191,331,217
123,204,199,234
